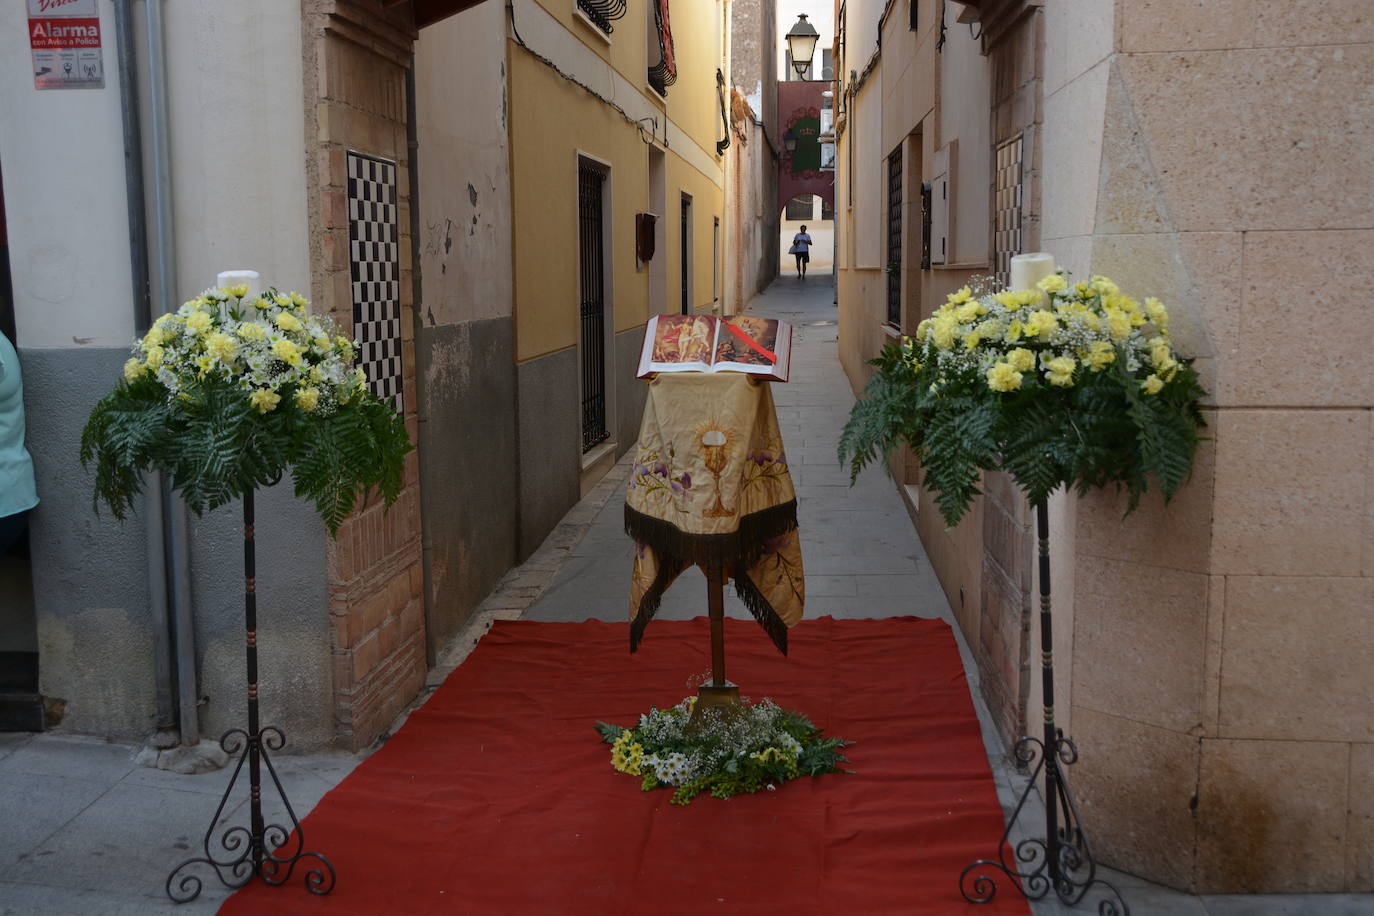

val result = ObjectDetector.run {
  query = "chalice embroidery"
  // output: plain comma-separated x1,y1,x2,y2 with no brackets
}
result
700,425,736,518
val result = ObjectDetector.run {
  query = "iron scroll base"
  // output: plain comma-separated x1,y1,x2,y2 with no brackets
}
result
164,488,335,903
164,726,335,902
959,499,1128,915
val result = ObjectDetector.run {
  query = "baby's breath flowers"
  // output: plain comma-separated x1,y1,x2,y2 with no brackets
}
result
82,284,411,536
841,272,1207,526
596,696,849,805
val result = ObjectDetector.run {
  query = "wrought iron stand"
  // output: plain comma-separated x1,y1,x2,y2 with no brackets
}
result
166,488,336,903
959,499,1129,914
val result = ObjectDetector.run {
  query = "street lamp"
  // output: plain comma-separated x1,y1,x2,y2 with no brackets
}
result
783,128,798,153
785,13,819,80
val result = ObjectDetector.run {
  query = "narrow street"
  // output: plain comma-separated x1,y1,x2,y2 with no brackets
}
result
528,272,950,629
2,276,1366,914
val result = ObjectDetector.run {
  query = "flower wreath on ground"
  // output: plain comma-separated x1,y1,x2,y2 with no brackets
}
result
81,285,411,534
596,695,850,805
840,272,1207,526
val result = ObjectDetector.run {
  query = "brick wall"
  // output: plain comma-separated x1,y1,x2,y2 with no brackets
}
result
302,0,425,751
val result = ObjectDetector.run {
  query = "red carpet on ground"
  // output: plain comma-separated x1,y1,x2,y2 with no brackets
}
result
221,617,1028,915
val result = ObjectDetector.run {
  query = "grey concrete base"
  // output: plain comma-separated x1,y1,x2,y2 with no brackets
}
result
516,347,580,559
613,325,648,457
417,317,518,651
20,346,337,751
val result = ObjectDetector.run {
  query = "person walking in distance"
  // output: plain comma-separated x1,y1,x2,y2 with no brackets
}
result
790,225,813,279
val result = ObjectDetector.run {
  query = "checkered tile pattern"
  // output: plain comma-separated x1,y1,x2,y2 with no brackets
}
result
993,135,1024,290
348,151,403,412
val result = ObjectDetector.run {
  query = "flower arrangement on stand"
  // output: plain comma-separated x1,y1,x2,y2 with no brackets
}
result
82,284,409,532
596,696,850,805
840,270,1205,524
81,281,412,903
839,259,1206,914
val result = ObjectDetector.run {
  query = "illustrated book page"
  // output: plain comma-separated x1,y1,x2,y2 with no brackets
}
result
636,314,792,382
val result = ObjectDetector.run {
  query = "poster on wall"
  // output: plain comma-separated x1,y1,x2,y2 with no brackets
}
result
28,0,104,90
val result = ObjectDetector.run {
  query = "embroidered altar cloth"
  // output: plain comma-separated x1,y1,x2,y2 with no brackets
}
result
625,372,805,654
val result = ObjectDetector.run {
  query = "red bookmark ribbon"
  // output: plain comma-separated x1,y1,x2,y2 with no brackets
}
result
723,320,778,364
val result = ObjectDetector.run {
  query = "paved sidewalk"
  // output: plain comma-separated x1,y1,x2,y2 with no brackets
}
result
2,271,1370,914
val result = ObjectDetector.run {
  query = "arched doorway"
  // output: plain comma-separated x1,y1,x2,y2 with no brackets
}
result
779,194,833,276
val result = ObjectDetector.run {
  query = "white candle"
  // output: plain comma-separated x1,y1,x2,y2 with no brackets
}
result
1008,252,1055,291
216,269,260,298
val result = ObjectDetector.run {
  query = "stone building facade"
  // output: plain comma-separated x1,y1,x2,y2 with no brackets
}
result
834,0,1374,895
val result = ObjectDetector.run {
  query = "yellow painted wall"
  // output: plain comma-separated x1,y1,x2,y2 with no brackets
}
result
667,155,725,315
509,50,650,360
509,5,726,356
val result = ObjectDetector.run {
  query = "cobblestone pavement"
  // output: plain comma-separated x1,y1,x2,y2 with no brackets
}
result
2,272,1370,914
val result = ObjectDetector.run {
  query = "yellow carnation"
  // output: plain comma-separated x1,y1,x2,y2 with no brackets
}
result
289,292,309,308
145,344,165,369
249,388,281,413
274,311,303,333
1024,310,1058,340
1005,320,1023,342
930,316,959,350
915,319,931,341
237,321,265,341
1044,356,1076,387
1105,307,1132,341
272,338,304,367
207,332,238,362
1141,374,1164,395
955,303,982,323
123,358,145,381
1145,297,1169,329
184,310,213,335
948,286,973,305
295,386,321,412
1008,348,1036,372
986,362,1023,392
1037,274,1067,293
963,332,982,350
1150,342,1172,367
1091,275,1119,297
1086,340,1116,371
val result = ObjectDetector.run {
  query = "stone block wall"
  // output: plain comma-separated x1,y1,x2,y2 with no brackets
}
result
1040,0,1374,893
302,0,426,751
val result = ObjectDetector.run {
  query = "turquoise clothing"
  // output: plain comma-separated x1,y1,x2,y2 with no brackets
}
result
0,334,38,518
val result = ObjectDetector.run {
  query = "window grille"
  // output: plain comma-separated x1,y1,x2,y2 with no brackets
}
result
994,135,1024,289
577,0,626,34
578,163,609,452
886,150,903,326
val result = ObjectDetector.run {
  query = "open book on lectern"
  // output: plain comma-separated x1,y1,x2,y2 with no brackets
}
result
636,314,793,383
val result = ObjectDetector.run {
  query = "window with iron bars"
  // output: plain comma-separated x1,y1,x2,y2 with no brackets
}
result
886,150,903,327
577,0,625,34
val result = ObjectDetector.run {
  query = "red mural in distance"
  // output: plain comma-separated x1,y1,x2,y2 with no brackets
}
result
777,79,834,215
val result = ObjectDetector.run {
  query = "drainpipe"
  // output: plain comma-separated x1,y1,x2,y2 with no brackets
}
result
405,57,436,667
143,0,199,747
115,0,178,745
